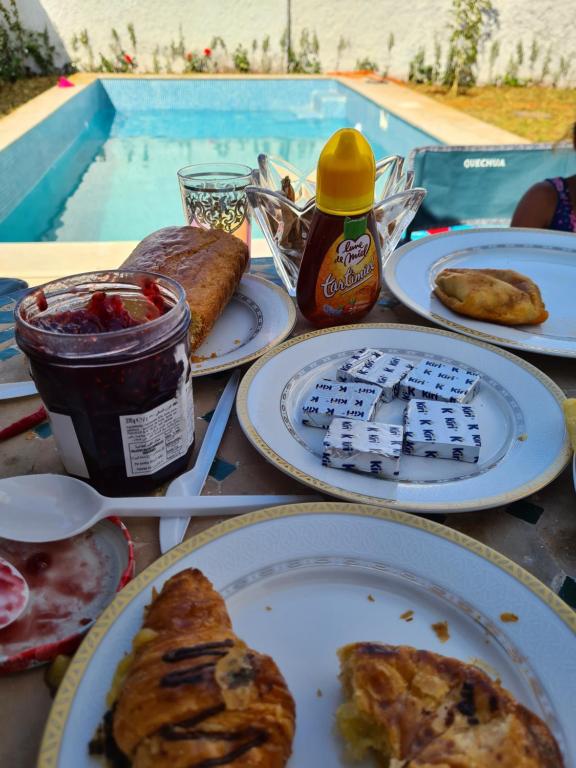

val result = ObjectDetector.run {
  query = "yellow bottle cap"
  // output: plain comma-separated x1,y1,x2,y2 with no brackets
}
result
315,128,375,216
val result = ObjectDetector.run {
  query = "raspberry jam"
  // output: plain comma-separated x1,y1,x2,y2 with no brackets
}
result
31,288,162,333
16,271,194,495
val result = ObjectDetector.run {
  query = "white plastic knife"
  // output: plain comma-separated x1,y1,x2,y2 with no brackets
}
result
159,369,241,553
0,381,39,400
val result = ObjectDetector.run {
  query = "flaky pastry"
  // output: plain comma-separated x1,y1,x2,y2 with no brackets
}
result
90,569,294,767
337,642,563,767
433,268,548,326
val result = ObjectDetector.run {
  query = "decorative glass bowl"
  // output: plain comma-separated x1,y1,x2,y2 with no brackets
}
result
247,154,426,296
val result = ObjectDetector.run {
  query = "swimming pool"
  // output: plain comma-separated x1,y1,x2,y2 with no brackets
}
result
0,78,439,242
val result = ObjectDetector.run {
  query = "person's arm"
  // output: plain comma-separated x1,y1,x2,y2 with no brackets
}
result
510,181,557,229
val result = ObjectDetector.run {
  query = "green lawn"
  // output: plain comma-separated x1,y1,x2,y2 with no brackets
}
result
405,83,575,143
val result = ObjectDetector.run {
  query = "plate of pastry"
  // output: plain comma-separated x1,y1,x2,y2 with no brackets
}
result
384,227,576,357
237,323,569,513
123,227,296,376
38,504,576,767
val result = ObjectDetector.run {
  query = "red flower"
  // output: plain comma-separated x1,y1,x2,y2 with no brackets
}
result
203,48,212,57
123,53,133,64
186,52,193,61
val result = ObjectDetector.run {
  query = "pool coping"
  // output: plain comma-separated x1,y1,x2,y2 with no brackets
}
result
0,73,526,284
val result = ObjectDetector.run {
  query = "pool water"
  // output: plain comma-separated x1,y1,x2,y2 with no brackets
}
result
0,79,438,242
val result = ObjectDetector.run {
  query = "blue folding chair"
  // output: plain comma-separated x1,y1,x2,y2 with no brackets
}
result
407,142,576,237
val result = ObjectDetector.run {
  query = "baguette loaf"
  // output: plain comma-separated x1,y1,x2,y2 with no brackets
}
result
123,226,248,351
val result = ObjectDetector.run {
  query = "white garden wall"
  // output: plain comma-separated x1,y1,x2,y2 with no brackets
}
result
13,0,576,86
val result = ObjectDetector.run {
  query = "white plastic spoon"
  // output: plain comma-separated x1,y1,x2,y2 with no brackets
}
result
0,474,316,543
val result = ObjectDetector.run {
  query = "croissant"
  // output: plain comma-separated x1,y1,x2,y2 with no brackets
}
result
434,268,549,326
337,642,563,767
91,569,295,767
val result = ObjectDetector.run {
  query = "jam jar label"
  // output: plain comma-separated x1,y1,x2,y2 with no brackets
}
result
314,215,380,318
119,374,194,477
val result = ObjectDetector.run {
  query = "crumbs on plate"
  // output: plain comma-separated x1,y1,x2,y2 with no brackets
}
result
431,620,450,643
316,688,323,698
265,605,272,612
367,594,375,602
400,610,414,622
191,352,218,363
500,612,519,623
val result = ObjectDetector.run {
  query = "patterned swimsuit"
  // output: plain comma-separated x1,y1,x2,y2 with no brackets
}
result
546,177,576,232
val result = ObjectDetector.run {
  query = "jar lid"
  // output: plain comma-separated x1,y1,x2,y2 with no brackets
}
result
315,128,375,216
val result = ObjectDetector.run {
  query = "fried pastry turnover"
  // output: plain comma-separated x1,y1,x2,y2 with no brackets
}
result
433,268,549,326
337,642,563,768
90,569,295,767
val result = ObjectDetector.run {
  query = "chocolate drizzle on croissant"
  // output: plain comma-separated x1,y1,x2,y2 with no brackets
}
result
162,641,235,663
160,662,219,688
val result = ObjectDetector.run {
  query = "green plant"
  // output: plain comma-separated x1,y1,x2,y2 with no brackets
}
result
488,39,500,84
0,0,56,81
260,34,272,72
152,45,161,74
446,0,498,94
502,54,521,86
336,35,349,70
382,32,395,78
355,57,378,72
127,23,137,52
233,44,250,73
184,47,212,73
171,27,186,61
528,38,539,82
539,45,552,84
287,28,321,74
408,48,433,84
209,35,228,72
432,36,443,83
98,24,137,72
552,55,571,88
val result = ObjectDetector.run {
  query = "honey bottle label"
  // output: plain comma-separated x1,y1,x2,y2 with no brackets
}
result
314,216,380,318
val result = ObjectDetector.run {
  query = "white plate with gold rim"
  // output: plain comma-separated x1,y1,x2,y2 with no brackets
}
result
190,274,295,376
38,505,576,767
384,228,576,358
237,324,569,513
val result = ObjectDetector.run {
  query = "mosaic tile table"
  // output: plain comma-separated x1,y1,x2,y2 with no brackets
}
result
0,258,574,768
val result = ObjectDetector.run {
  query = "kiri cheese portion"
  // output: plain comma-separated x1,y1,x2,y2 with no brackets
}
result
349,353,414,402
398,359,480,404
336,348,376,381
403,399,481,463
300,379,382,429
322,417,403,477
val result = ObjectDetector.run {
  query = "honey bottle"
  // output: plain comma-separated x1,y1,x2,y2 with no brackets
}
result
296,128,381,327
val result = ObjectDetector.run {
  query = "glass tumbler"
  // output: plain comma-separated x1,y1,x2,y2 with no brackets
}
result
177,163,255,252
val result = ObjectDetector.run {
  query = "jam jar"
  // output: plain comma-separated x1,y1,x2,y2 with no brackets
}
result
15,270,194,495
